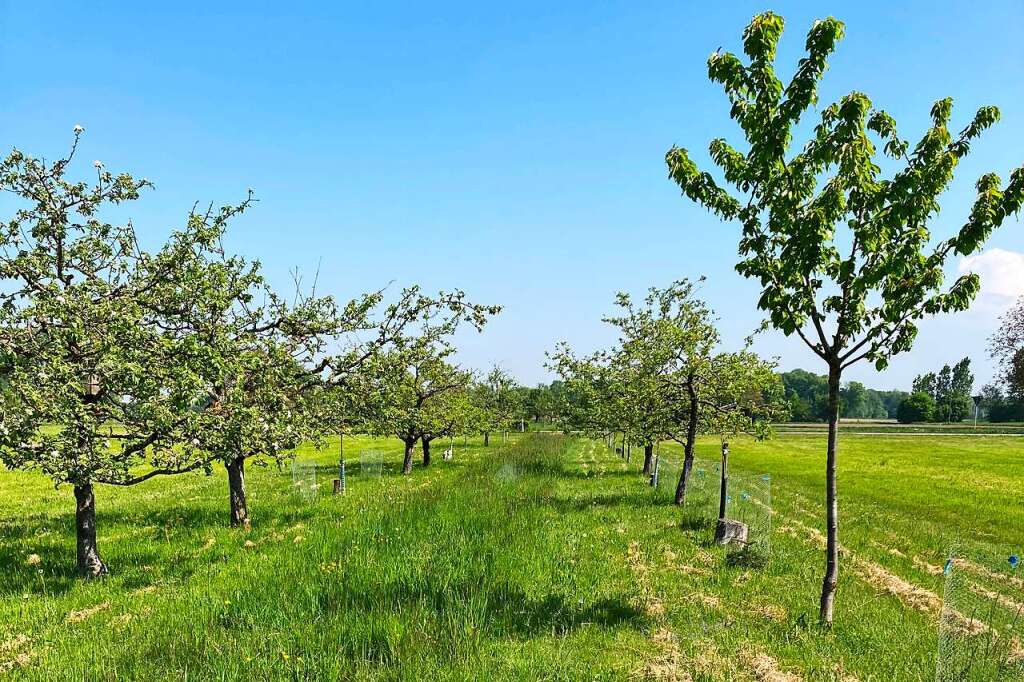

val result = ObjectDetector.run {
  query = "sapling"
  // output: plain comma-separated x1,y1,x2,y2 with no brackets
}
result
667,12,1023,622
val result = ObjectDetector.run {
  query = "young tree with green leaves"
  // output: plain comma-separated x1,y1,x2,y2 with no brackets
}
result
616,280,723,503
549,280,727,486
322,287,501,483
608,352,668,476
699,351,784,539
548,331,659,470
474,365,522,446
666,12,1023,623
378,350,476,473
420,382,478,464
359,292,497,474
165,260,343,529
545,344,619,440
602,280,722,487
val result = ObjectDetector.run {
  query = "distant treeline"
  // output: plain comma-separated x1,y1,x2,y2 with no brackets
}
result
978,385,1024,422
780,369,906,422
526,362,1024,425
518,381,569,424
522,373,908,424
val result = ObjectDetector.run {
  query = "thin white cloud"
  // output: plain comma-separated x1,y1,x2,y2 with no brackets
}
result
958,248,1024,302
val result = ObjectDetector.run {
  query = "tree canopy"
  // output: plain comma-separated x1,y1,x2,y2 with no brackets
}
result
990,297,1024,400
0,134,264,574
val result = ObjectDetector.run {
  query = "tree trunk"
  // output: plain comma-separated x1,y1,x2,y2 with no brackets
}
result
819,363,842,626
483,432,490,447
226,456,250,529
718,441,729,521
74,483,108,578
675,377,700,505
642,443,654,476
402,438,416,474
421,437,432,467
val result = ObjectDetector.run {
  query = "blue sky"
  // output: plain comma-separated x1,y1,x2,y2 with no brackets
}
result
2,1,1021,390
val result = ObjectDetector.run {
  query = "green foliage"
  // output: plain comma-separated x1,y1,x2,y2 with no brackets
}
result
0,132,236,489
978,383,1024,423
781,370,904,421
605,280,714,447
897,391,937,424
702,351,786,441
544,344,616,436
374,352,473,442
666,10,1022,623
519,382,567,425
909,357,974,422
666,12,1023,373
548,278,730,447
990,297,1024,399
780,369,830,421
0,132,505,574
473,366,523,436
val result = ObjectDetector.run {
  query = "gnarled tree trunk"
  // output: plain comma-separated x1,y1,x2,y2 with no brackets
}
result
820,362,842,626
402,438,416,474
642,443,654,476
675,377,700,505
421,436,432,467
226,455,250,529
483,432,490,447
74,483,108,578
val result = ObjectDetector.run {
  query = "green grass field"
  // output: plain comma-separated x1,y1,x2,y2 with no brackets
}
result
2,433,1022,680
774,421,1024,435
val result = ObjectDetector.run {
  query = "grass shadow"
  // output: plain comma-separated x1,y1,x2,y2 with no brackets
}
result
326,576,648,643
0,500,324,598
678,512,716,532
724,545,771,569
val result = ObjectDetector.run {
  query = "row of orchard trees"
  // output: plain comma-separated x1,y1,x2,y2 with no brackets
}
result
370,352,523,475
0,133,520,577
547,278,786,504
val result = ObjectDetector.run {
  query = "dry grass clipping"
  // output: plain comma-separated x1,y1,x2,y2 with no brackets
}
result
912,556,944,576
740,646,803,682
65,601,111,624
627,541,666,618
852,560,941,615
0,634,33,673
632,628,691,682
